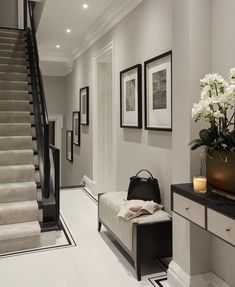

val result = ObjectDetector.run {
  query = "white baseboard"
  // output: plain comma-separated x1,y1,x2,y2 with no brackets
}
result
82,175,97,196
168,261,230,287
168,261,190,287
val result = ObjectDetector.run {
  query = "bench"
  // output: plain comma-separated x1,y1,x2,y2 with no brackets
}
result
98,191,172,280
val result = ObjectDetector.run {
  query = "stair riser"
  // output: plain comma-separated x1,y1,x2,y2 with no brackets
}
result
0,82,29,91
0,235,40,254
0,50,26,58
0,137,34,151
0,102,32,112
0,204,38,225
0,150,34,166
0,184,36,203
0,112,31,123
0,43,26,52
0,65,27,73
0,73,28,82
0,31,25,39
0,125,35,136
0,165,36,183
0,57,27,65
0,37,25,45
0,91,30,100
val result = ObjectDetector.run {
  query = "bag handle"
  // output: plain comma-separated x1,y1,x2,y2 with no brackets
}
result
135,169,154,179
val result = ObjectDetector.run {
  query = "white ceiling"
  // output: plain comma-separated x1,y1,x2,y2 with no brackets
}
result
37,0,143,76
37,0,116,57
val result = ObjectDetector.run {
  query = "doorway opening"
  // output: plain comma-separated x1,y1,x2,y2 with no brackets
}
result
92,42,117,194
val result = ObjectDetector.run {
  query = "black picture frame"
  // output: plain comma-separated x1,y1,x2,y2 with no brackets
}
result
66,130,73,162
80,86,89,125
144,51,172,131
120,64,142,128
72,111,80,146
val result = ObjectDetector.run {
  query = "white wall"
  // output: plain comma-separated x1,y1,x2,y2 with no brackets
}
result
0,0,18,28
210,1,235,286
169,1,235,286
64,0,173,211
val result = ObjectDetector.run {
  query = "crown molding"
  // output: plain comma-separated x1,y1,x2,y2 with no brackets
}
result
72,0,143,60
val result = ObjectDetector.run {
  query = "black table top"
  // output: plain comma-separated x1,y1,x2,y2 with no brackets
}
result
171,183,235,220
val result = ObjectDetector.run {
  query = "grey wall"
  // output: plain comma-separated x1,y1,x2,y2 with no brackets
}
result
0,0,18,28
169,0,235,286
64,0,173,211
43,76,67,186
210,1,235,285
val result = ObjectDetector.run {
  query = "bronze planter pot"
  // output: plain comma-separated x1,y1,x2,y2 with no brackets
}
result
206,150,235,195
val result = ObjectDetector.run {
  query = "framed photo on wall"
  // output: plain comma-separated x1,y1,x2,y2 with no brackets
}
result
72,111,80,146
80,86,89,125
66,130,73,162
120,64,142,128
144,51,172,131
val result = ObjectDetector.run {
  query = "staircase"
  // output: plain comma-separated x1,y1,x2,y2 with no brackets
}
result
0,28,42,253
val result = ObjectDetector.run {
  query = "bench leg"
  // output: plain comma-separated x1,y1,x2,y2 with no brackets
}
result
135,259,141,281
133,223,141,281
98,221,102,232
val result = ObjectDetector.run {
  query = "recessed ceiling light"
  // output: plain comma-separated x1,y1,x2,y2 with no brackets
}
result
83,3,88,9
56,44,60,48
66,29,71,33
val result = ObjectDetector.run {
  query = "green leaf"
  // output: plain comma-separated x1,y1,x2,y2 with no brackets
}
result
189,138,203,150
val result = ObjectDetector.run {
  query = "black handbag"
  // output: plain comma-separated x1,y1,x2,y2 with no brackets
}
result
127,169,161,203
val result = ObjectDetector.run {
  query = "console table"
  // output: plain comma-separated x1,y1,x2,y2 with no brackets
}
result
171,184,235,247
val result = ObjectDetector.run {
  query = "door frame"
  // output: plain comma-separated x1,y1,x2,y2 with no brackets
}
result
92,41,117,194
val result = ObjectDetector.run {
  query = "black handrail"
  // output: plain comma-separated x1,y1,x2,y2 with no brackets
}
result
25,0,50,199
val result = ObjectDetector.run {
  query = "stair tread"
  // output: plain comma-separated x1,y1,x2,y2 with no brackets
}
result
0,163,35,168
0,111,30,114
0,135,32,139
0,200,38,208
0,221,40,241
0,181,36,189
0,71,27,75
0,100,30,103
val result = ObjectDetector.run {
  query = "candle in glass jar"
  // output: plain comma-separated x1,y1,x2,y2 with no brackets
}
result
193,176,207,193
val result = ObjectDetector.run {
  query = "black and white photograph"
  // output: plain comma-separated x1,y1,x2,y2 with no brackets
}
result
144,51,172,130
126,79,136,111
120,64,142,128
152,69,167,110
80,86,89,125
66,130,73,162
72,111,80,146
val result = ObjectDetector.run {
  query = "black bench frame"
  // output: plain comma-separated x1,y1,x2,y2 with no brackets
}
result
98,194,172,281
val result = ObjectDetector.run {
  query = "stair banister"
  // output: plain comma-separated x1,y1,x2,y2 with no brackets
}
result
24,0,50,199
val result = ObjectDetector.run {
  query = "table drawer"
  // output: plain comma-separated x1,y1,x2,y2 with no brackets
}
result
207,209,235,246
173,193,205,227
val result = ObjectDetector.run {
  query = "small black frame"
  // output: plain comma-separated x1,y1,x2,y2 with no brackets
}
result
144,51,172,131
80,86,89,125
72,111,80,146
66,130,73,162
120,64,142,128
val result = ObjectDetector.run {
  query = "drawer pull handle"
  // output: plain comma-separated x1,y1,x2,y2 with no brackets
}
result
226,228,231,232
185,207,189,210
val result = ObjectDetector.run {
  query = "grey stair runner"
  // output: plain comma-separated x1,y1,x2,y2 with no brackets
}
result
0,28,41,254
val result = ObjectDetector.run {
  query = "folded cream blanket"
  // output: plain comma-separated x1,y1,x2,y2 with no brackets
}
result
117,199,163,221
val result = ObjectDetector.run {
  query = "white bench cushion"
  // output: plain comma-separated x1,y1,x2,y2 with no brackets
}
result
99,191,171,252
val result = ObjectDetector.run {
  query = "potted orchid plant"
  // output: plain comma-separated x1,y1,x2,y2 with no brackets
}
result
190,68,235,195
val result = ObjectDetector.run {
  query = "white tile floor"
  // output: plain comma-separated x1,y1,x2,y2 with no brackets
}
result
0,188,167,287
